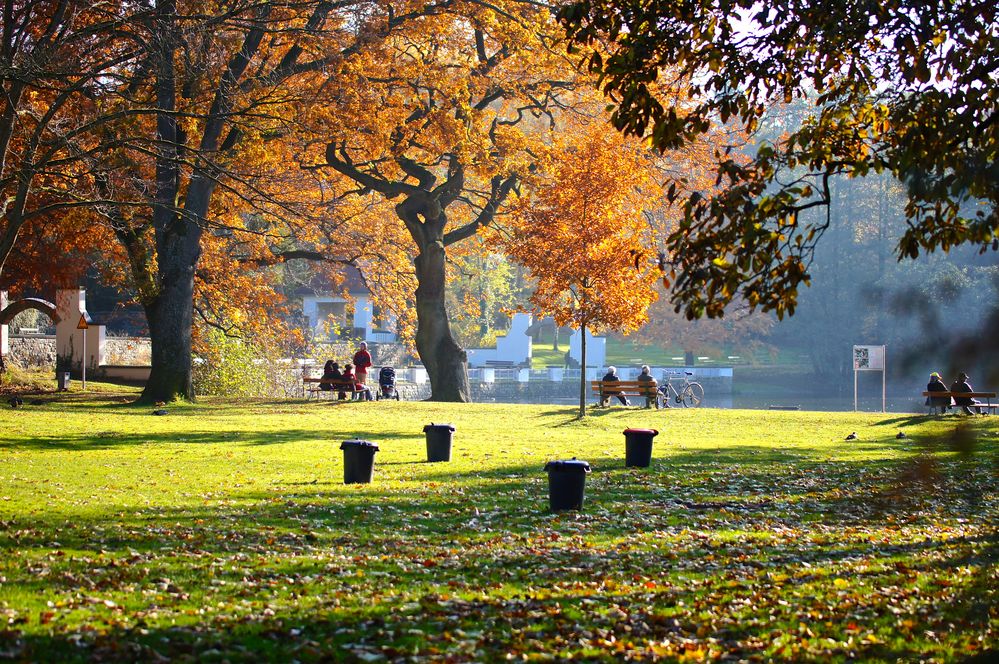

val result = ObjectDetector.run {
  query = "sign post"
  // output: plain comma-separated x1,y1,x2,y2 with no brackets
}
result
853,345,886,412
77,314,90,390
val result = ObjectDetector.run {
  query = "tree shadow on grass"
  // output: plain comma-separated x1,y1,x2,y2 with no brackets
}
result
3,588,965,664
2,510,995,662
0,427,423,451
872,412,975,427
2,450,993,662
5,446,992,555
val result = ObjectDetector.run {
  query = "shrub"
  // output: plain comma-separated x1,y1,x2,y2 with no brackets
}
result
193,329,276,397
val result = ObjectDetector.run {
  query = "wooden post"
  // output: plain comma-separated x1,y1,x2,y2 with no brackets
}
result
579,320,587,419
853,368,858,412
77,313,90,390
882,346,887,413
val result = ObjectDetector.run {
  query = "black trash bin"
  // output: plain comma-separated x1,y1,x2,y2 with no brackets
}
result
544,458,591,512
623,428,658,468
340,439,379,484
423,423,455,462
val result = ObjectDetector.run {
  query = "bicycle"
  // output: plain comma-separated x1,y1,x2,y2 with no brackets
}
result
657,371,705,408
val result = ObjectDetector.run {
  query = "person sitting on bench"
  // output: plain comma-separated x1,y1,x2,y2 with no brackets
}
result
950,372,981,415
601,366,630,406
636,365,660,408
342,363,372,401
925,372,950,412
320,360,340,394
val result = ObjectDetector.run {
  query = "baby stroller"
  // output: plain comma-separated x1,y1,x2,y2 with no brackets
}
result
376,366,401,400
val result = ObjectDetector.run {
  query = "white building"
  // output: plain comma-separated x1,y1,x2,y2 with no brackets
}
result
299,267,397,343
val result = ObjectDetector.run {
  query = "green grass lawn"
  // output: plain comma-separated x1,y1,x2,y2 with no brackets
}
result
530,335,807,369
1,391,997,661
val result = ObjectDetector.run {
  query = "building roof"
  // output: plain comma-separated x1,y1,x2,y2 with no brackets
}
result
293,265,370,297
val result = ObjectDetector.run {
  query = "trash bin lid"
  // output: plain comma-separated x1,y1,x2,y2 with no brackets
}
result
544,458,591,472
340,439,379,450
423,423,455,432
623,428,658,436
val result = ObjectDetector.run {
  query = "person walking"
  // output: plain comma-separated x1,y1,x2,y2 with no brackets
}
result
353,342,372,386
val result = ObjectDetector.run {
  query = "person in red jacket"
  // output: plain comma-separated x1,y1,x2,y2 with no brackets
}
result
342,363,372,401
353,341,372,386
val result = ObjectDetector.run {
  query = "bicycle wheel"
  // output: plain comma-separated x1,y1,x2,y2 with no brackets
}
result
681,382,704,408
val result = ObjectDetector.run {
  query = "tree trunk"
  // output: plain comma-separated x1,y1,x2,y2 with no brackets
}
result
141,263,196,402
0,286,5,375
578,320,587,418
414,240,470,402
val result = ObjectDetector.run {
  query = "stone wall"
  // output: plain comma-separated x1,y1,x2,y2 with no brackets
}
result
7,335,151,369
370,343,410,368
104,337,152,365
7,336,57,368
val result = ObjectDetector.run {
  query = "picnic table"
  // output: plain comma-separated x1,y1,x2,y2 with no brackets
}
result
921,391,997,415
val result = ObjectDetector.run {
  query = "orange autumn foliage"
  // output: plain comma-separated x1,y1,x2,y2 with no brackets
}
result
491,121,660,336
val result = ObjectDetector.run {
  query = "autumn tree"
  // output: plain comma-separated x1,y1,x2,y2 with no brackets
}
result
490,121,659,417
561,0,999,319
82,0,465,402
305,0,599,402
0,0,141,372
626,300,774,363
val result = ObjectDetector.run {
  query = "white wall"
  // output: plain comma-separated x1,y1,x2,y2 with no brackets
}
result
55,289,105,373
466,313,533,367
568,328,606,369
303,294,396,343
353,295,372,331
0,291,7,356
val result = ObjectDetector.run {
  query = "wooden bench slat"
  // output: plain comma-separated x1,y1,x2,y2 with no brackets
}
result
305,377,361,387
921,391,996,415
303,377,366,400
589,380,658,396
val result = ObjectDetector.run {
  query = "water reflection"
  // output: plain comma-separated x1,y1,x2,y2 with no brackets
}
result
485,393,924,413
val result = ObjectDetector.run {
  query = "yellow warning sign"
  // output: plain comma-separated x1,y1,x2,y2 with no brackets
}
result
77,314,89,330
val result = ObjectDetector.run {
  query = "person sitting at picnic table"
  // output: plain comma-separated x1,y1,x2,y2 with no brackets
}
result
950,372,981,415
925,371,950,412
636,365,659,408
601,366,630,406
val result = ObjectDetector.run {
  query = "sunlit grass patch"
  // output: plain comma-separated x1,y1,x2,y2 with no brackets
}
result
0,395,996,661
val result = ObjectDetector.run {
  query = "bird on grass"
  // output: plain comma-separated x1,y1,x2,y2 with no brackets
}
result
896,431,907,439
152,409,168,416
8,396,23,408
845,432,858,440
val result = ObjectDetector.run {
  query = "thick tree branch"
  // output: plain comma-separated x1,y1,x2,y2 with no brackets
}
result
443,173,517,246
323,141,419,199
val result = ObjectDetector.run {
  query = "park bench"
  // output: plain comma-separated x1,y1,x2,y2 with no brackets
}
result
590,380,660,408
304,377,364,400
921,391,997,415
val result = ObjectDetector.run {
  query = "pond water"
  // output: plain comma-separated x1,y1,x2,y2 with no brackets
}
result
499,393,926,413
